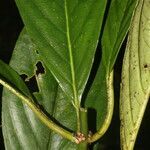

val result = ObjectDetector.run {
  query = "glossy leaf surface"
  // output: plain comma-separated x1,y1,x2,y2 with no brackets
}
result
120,0,150,149
2,30,77,150
15,0,107,109
102,0,138,73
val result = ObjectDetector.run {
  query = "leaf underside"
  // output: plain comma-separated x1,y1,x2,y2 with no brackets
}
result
120,0,150,149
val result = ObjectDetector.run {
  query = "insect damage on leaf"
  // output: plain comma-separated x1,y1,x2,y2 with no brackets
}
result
20,74,39,93
36,61,45,75
20,61,46,93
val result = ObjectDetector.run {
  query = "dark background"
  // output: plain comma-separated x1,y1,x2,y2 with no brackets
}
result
0,0,23,149
0,0,150,149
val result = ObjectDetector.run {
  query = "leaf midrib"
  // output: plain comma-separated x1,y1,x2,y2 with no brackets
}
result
64,1,78,105
64,0,80,131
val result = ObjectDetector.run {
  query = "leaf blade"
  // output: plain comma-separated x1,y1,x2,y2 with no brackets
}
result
2,29,77,150
14,0,107,103
102,0,138,72
120,0,150,149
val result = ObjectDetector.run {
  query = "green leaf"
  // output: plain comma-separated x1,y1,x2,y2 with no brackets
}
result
102,0,137,73
120,0,150,149
85,0,137,142
102,0,138,73
2,29,77,149
14,0,107,130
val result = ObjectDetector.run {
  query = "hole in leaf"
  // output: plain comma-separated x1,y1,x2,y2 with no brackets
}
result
20,74,28,81
36,61,45,75
20,74,39,93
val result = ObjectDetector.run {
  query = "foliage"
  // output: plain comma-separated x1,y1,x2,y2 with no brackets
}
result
0,0,150,149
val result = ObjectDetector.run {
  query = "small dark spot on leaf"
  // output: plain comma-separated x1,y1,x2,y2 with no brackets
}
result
36,61,45,75
134,92,137,97
130,139,135,142
36,50,39,54
141,21,144,25
144,64,148,68
131,106,134,110
130,132,133,135
120,123,123,127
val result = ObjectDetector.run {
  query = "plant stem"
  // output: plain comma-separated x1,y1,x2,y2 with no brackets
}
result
0,79,77,143
78,108,88,150
88,71,114,143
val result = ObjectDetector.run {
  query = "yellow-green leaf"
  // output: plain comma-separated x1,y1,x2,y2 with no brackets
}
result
120,0,150,149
